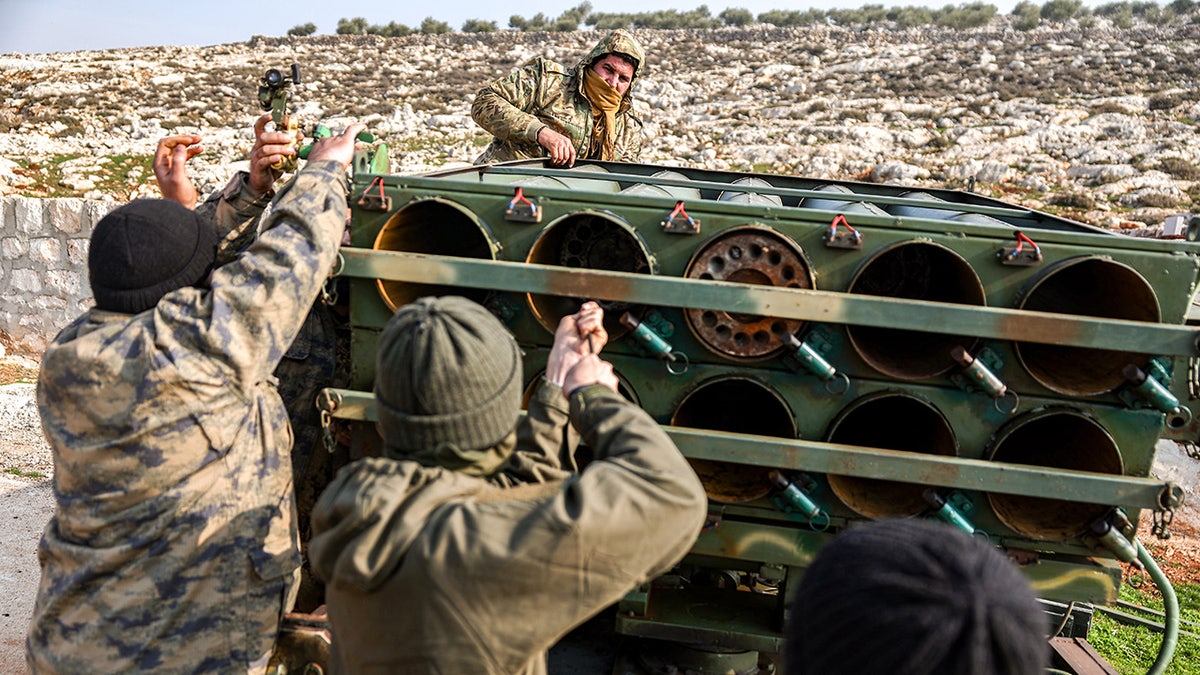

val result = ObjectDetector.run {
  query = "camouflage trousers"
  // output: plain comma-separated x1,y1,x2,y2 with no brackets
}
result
278,297,353,612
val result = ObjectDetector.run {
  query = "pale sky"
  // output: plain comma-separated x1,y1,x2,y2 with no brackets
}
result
2,0,1038,55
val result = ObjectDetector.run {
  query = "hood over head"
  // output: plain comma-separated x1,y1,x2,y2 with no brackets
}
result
577,29,646,94
309,458,489,590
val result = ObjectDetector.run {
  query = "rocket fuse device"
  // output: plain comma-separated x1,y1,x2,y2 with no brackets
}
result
316,159,1196,672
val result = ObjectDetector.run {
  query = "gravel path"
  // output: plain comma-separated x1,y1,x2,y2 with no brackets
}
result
0,381,52,483
0,477,50,673
0,361,53,672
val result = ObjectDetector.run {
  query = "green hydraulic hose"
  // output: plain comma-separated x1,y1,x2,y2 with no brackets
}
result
1138,539,1179,675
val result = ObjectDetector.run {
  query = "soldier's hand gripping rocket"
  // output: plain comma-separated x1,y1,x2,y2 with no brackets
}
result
247,113,302,197
546,301,608,386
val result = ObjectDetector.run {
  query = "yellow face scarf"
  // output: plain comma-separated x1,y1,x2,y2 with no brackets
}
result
583,68,623,161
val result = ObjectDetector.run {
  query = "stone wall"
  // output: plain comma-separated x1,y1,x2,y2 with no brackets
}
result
0,197,115,354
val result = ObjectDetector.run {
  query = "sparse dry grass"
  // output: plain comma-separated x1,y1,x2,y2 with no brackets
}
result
0,361,37,385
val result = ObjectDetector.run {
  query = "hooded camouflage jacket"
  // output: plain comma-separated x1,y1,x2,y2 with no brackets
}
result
308,384,706,675
472,30,646,164
27,161,349,674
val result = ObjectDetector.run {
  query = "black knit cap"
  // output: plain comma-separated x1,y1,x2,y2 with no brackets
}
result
374,296,522,459
88,199,217,314
787,519,1048,675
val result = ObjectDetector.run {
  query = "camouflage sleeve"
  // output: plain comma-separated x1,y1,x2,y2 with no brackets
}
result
615,115,644,162
471,58,560,144
195,171,275,265
158,160,347,388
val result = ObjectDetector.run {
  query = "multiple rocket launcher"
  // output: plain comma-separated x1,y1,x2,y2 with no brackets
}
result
325,159,1197,657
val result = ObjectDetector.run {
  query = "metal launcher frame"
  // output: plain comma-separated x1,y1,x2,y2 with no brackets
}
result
322,159,1197,668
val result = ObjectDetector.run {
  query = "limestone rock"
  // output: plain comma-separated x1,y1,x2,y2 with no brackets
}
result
1,23,1198,227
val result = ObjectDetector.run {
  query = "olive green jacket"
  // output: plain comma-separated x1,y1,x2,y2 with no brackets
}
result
28,161,349,674
472,30,646,164
309,384,706,675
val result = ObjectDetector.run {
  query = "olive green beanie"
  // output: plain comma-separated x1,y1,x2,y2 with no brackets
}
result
374,296,522,465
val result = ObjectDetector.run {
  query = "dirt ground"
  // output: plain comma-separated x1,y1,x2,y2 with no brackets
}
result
0,478,51,673
1,355,1198,672
1132,439,1200,587
1138,519,1200,586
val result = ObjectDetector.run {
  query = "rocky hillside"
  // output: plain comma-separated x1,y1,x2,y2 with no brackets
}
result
3,21,1200,228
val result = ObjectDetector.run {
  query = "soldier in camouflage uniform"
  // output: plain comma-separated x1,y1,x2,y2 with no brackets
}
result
472,29,646,167
27,124,365,674
309,298,707,674
153,115,339,485
154,120,348,612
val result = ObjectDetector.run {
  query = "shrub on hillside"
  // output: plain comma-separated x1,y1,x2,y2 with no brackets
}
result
1041,0,1085,22
891,6,935,26
934,2,997,28
372,22,413,37
509,14,546,30
828,4,893,24
420,17,452,34
462,19,498,33
588,6,722,29
1160,157,1200,180
1094,2,1135,27
757,9,826,26
1012,0,1042,28
720,8,755,25
1049,191,1097,209
1149,92,1185,110
336,17,368,35
555,2,593,30
512,3,591,31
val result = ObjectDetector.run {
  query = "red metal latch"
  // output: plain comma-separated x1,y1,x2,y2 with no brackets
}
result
999,231,1042,266
661,200,701,234
504,187,542,223
356,176,391,212
824,214,862,249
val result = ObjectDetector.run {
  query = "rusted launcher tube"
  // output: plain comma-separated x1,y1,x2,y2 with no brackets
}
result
525,211,656,340
987,410,1124,541
683,226,815,361
846,241,987,380
1015,256,1160,396
671,376,796,504
372,198,499,310
824,392,959,519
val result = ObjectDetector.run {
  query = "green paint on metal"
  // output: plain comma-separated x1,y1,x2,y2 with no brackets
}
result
671,427,1173,508
615,586,784,653
339,249,1200,356
1023,556,1121,605
690,518,828,566
337,159,1200,658
319,387,1176,509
